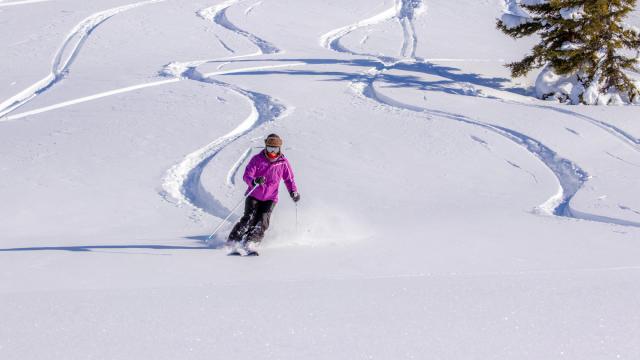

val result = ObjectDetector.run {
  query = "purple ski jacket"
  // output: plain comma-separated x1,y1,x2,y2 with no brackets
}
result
243,151,298,202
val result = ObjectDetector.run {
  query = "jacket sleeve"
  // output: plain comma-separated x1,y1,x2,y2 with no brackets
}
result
243,156,258,187
283,159,298,193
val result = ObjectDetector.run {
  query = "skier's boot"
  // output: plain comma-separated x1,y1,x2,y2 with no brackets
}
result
243,240,260,256
225,240,242,256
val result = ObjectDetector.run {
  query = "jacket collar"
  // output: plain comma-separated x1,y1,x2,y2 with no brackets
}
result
263,150,286,163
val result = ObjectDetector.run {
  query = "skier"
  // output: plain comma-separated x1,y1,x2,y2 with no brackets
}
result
226,134,300,255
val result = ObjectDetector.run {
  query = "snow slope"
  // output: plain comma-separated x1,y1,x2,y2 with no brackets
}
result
1,0,640,359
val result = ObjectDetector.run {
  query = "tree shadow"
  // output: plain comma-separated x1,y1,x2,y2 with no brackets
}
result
393,61,530,96
216,57,530,98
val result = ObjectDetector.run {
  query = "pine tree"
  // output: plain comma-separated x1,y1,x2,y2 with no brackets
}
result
497,0,640,105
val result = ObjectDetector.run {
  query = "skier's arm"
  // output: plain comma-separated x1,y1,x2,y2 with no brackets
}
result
243,157,258,187
283,160,298,193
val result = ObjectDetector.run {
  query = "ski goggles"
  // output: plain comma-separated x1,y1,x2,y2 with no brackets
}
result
266,146,280,153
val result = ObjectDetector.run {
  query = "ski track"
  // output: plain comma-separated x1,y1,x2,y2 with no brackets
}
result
605,151,640,168
520,103,640,154
565,127,580,136
361,65,640,227
359,33,370,46
361,72,587,218
197,0,279,55
319,4,397,61
389,62,640,154
161,1,289,219
226,147,253,187
471,135,539,183
160,64,290,218
319,0,425,61
0,0,165,119
619,205,640,216
244,1,262,16
321,0,640,228
215,34,236,54
3,63,303,122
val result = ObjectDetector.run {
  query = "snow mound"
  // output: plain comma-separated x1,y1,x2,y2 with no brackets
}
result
535,66,637,105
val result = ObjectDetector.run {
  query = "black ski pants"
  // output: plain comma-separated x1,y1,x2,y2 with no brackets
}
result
227,196,276,243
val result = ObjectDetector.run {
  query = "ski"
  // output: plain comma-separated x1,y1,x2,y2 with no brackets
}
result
225,241,242,256
225,241,260,256
241,241,260,257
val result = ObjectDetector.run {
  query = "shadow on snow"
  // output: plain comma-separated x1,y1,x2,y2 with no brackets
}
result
0,236,225,253
204,57,529,96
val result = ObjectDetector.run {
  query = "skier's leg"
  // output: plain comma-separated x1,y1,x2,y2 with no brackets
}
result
245,200,276,243
227,197,259,242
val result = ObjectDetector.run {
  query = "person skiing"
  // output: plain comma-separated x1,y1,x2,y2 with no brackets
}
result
226,133,300,255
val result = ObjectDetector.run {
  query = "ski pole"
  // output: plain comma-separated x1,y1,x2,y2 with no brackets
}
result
207,184,259,242
295,202,298,233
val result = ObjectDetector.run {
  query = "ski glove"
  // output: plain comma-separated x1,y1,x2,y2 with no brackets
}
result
290,191,300,202
253,176,266,186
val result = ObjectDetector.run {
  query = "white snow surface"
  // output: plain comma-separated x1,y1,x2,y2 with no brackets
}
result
1,0,640,359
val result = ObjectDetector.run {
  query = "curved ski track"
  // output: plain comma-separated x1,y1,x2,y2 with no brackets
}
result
3,62,303,122
160,64,289,218
160,0,282,75
363,76,590,218
319,0,425,62
226,147,253,187
197,0,280,55
0,0,165,119
161,0,289,220
319,4,397,59
2,0,636,228
244,1,262,16
321,0,640,227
